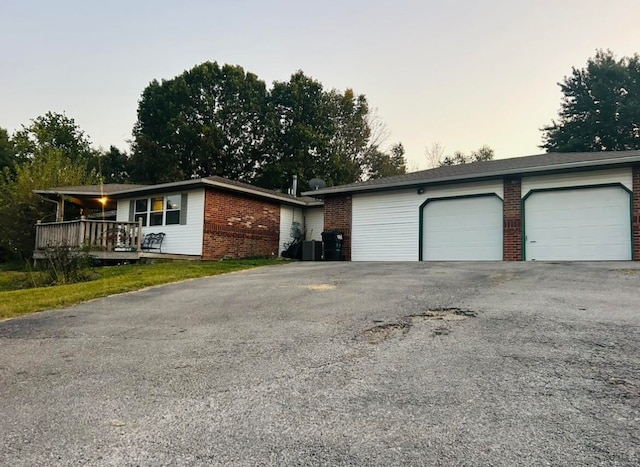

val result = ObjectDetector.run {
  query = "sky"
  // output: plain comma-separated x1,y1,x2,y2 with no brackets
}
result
1,0,639,171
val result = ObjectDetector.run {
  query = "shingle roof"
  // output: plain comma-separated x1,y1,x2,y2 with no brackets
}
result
302,150,640,196
35,178,322,206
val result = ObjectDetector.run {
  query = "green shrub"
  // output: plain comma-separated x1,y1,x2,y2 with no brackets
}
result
40,244,95,285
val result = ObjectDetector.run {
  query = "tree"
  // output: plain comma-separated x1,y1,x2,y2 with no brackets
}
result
95,146,131,183
440,145,495,166
541,50,640,152
363,142,407,179
324,88,372,185
0,127,16,173
256,71,374,192
130,61,269,184
257,71,330,192
131,64,386,191
0,150,98,260
0,112,101,261
12,111,97,164
424,142,445,168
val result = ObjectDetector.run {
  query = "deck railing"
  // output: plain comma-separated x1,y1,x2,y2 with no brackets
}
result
35,218,143,252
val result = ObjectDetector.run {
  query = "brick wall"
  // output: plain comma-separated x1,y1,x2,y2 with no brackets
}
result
202,189,280,260
503,177,523,261
323,195,352,261
633,165,640,261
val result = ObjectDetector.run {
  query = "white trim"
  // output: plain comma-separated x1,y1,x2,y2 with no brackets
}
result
521,168,633,196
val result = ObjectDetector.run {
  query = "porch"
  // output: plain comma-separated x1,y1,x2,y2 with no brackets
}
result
33,219,144,261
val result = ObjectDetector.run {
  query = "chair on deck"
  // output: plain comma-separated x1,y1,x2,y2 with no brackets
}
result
141,232,165,253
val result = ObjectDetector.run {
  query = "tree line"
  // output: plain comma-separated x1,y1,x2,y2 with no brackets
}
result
1,64,408,193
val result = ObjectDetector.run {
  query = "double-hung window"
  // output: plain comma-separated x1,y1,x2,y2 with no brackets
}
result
165,195,181,225
132,194,184,226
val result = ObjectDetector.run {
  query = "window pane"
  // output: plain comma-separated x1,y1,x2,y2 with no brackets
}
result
135,199,147,213
166,195,181,211
166,210,180,225
150,212,163,226
151,197,163,212
134,213,147,227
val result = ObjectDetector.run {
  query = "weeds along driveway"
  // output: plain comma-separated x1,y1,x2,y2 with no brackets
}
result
1,262,639,466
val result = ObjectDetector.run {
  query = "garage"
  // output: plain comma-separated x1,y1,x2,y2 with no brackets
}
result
421,195,503,261
309,151,639,262
524,185,632,261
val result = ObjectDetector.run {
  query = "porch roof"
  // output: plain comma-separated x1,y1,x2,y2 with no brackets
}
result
34,184,148,210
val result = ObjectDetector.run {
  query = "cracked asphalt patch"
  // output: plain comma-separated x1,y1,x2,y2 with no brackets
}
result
1,261,639,466
365,308,478,343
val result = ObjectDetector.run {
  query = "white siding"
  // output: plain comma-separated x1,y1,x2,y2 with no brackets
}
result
304,207,324,241
279,206,304,255
521,168,632,195
117,189,205,256
352,181,503,261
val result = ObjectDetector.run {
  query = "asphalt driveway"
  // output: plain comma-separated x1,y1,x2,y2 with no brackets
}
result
1,262,639,466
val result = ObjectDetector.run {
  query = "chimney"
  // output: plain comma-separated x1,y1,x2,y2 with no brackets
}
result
292,175,298,197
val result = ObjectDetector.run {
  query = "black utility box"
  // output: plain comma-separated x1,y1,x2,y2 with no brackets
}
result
321,231,344,261
302,240,323,261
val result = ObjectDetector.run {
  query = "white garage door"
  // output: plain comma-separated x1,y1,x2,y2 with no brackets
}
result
524,186,631,261
422,196,503,261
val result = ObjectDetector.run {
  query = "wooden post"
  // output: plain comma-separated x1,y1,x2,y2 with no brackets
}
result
79,216,86,248
58,199,65,222
137,218,143,251
35,220,42,250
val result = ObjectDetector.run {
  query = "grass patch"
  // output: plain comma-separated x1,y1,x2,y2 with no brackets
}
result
0,258,283,320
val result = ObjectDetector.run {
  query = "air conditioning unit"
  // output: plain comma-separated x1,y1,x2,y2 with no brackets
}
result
302,240,323,261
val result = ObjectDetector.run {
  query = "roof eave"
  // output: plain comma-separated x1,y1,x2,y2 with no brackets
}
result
105,178,320,206
302,156,640,197
34,189,107,197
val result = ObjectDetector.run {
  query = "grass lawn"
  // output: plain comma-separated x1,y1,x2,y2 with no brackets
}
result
0,259,283,320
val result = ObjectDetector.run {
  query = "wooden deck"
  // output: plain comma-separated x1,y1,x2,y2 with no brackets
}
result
34,219,143,260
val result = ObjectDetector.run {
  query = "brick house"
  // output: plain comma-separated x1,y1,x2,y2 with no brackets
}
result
34,177,323,260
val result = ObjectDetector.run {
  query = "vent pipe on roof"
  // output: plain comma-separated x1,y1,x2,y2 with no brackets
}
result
292,175,298,197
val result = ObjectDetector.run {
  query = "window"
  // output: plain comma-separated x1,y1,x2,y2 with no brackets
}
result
134,199,148,226
150,197,164,226
165,195,181,225
132,194,183,226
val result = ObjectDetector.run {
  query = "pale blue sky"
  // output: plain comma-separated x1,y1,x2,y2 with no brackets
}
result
1,0,639,170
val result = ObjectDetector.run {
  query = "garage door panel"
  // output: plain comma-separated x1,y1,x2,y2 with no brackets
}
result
422,196,503,261
524,186,631,261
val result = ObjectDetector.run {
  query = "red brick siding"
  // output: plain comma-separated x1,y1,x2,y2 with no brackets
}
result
633,165,640,261
323,195,352,261
202,189,280,260
503,178,522,261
